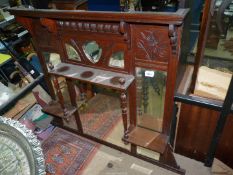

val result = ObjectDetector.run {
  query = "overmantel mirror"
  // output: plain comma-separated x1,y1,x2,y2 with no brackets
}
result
9,7,188,174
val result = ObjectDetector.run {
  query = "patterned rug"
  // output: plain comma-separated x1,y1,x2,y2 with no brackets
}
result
64,93,121,139
42,94,121,174
42,128,97,175
81,93,121,138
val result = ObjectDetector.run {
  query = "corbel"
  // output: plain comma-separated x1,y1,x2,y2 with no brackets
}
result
119,20,131,49
40,18,57,33
168,24,178,55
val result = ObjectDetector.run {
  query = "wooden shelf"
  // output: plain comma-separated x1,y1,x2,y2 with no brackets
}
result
123,126,168,154
48,63,134,91
42,101,76,120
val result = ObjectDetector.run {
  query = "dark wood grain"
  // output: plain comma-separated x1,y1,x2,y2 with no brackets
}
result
66,78,83,133
216,115,233,168
175,103,233,169
51,0,87,10
8,7,189,25
190,0,213,92
42,101,77,120
175,103,219,161
48,63,135,91
9,7,188,173
123,126,168,154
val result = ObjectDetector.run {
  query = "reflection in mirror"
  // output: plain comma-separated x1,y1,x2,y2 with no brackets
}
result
83,41,102,63
65,43,81,61
51,78,75,129
193,0,233,101
42,52,61,70
109,51,124,68
136,67,167,132
69,84,130,150
137,147,160,160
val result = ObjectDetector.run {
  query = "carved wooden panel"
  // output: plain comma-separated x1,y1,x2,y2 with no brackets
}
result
60,33,130,73
132,25,170,63
33,19,58,48
175,103,218,162
175,103,233,169
9,7,188,173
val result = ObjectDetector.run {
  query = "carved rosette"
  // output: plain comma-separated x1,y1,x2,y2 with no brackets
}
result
137,30,169,62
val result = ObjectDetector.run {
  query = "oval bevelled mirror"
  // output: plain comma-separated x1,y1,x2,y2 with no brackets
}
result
109,51,124,68
65,43,81,61
83,41,102,64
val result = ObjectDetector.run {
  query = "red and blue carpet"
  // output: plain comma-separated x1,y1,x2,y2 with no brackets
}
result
42,94,121,174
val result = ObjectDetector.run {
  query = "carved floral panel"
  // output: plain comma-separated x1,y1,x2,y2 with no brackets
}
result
133,25,170,62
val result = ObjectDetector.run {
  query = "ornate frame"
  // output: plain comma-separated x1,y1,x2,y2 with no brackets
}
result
0,116,45,175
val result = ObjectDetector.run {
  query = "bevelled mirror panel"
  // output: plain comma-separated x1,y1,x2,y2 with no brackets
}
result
109,51,124,68
65,43,81,61
83,41,102,63
136,67,167,132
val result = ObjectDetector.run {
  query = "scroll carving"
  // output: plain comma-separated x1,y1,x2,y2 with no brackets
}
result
137,31,168,61
120,21,131,49
168,24,178,55
40,18,57,33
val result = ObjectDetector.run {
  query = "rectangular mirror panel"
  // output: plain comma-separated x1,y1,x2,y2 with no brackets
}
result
136,67,167,132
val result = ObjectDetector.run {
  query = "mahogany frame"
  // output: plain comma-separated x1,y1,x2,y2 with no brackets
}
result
8,7,188,174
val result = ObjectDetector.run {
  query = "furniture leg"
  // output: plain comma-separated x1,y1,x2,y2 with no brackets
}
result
120,92,128,140
66,79,83,134
52,77,65,108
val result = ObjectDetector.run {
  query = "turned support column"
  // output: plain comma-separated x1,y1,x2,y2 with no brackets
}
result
120,92,128,139
118,77,129,141
48,63,68,119
142,75,149,113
